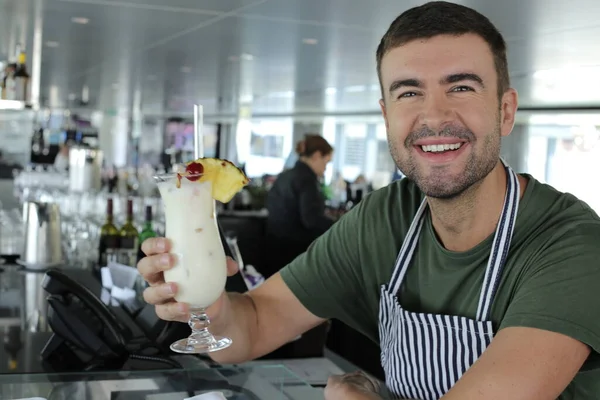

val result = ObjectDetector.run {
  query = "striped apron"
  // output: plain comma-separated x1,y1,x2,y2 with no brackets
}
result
379,162,520,400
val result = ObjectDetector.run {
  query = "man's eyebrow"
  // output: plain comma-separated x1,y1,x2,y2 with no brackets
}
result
388,78,422,94
387,73,485,95
441,73,485,87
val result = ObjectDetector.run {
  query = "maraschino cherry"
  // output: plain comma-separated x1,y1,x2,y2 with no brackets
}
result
185,162,204,181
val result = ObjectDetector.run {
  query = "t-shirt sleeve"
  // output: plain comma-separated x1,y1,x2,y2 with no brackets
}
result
280,198,371,336
499,218,600,370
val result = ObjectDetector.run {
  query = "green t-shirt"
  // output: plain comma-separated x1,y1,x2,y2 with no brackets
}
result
280,175,600,399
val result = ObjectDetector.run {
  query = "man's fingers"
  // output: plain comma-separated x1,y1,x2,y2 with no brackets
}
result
141,237,171,256
340,371,379,393
155,301,190,322
138,253,176,282
327,375,343,386
226,257,239,276
142,283,178,305
327,371,379,391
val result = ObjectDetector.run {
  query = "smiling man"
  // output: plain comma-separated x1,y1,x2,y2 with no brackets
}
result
138,2,600,399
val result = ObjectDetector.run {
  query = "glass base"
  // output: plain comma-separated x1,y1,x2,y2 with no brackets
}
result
170,336,232,354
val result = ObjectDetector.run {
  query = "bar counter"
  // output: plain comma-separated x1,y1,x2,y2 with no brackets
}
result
0,263,369,399
0,364,323,399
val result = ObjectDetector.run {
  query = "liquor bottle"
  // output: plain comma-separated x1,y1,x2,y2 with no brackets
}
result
13,51,30,103
98,198,119,273
1,60,16,100
137,205,157,263
118,199,139,267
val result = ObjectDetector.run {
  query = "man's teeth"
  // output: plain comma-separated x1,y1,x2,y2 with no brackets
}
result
420,143,462,153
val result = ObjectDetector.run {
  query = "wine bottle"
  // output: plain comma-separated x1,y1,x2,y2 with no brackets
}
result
137,205,157,263
118,199,139,267
98,198,119,273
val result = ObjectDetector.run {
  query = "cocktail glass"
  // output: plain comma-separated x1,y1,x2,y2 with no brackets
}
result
154,173,231,353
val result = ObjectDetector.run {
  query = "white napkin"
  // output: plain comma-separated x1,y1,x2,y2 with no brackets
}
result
184,392,227,400
100,262,140,301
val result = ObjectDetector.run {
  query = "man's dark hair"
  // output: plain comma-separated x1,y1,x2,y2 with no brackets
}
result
376,1,509,100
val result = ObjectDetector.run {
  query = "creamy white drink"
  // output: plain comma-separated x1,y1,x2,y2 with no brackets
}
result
157,176,227,308
154,158,248,354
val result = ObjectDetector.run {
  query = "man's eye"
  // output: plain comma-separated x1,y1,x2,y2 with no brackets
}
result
398,92,417,99
451,86,474,92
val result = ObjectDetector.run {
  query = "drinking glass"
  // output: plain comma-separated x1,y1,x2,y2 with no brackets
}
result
154,173,231,353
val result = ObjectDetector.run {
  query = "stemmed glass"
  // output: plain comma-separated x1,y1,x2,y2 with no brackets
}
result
154,172,232,353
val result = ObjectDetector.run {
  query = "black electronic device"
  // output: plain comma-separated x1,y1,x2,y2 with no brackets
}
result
40,268,133,371
40,268,182,374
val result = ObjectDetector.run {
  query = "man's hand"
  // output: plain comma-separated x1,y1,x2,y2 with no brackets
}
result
324,371,383,400
138,237,239,323
138,237,327,364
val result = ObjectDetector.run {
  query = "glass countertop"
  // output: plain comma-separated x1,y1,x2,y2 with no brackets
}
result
0,364,324,400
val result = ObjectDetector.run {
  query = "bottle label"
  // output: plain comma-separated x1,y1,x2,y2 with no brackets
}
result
118,236,139,267
99,235,120,266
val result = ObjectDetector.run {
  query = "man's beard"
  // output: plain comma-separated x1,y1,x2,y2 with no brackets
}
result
389,122,501,199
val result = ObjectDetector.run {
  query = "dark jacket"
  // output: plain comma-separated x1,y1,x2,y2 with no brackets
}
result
263,161,334,276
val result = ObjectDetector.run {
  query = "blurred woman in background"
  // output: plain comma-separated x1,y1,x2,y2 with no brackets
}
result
260,133,335,359
264,134,334,278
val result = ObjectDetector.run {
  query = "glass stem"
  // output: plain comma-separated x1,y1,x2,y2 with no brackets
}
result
187,308,216,345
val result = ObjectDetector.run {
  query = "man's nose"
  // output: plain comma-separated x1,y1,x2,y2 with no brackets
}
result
418,93,455,133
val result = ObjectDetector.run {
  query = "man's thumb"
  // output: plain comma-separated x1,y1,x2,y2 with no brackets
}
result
226,256,239,276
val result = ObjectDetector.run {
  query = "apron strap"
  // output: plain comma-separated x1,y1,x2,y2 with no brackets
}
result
475,161,520,321
389,159,521,320
389,198,428,295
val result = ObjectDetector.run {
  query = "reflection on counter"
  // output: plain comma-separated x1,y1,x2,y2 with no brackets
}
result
0,364,323,400
0,264,365,400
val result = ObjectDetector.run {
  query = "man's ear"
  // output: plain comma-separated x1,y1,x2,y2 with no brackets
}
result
500,88,518,137
380,98,389,132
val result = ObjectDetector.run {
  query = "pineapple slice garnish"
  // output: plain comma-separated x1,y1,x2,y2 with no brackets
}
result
183,157,249,203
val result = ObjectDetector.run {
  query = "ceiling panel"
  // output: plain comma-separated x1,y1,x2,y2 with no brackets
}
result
241,0,387,30
2,0,600,115
38,0,220,108
42,0,215,57
72,0,265,13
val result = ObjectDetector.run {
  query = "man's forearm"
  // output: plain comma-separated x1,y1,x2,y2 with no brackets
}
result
205,273,325,365
208,292,259,364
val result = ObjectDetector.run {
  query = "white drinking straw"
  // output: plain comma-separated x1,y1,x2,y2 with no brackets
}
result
193,104,204,159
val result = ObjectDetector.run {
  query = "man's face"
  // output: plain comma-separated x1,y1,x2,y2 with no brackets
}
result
379,33,518,199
